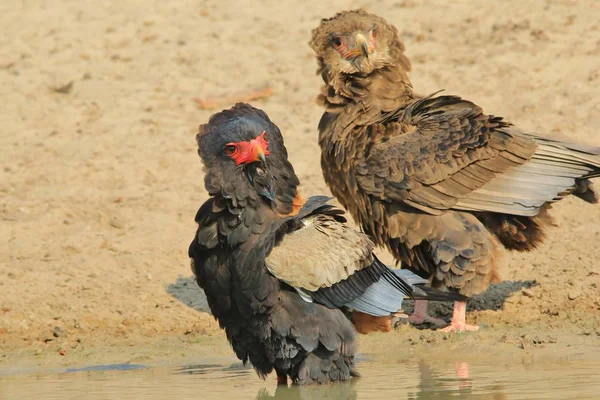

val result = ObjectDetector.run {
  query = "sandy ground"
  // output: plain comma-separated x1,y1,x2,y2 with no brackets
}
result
1,0,600,370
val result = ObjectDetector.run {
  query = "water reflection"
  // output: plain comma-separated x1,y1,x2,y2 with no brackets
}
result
408,361,507,400
65,363,146,373
256,381,358,400
1,356,599,400
254,360,508,400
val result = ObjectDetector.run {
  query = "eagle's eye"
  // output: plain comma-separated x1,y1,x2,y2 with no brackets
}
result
332,36,342,48
224,144,238,156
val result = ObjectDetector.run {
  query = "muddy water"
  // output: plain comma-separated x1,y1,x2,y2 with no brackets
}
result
1,356,598,400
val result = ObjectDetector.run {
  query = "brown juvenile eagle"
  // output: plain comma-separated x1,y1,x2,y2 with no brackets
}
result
310,9,600,332
188,103,465,384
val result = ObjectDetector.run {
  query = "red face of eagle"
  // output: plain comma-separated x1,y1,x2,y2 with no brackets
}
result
223,130,270,166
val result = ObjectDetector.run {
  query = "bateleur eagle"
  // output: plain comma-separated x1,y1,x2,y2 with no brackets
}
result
310,9,600,332
188,103,466,385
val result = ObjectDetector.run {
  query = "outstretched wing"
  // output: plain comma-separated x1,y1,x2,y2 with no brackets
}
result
355,94,600,217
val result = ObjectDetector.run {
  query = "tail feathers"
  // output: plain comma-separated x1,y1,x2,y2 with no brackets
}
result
411,285,468,302
476,205,556,252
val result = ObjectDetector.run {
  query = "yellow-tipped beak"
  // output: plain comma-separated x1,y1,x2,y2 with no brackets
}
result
253,146,267,164
355,33,369,58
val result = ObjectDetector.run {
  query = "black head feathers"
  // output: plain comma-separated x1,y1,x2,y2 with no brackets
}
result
197,103,286,166
196,103,300,215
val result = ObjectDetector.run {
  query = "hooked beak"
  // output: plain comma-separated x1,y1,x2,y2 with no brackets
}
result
253,146,267,164
230,131,270,166
355,33,369,59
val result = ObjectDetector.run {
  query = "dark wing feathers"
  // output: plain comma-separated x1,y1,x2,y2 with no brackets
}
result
357,94,600,218
189,201,232,316
309,256,411,309
346,94,597,295
291,195,336,219
190,193,360,383
311,262,385,309
270,291,356,354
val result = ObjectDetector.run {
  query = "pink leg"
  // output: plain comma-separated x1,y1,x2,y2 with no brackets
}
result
409,300,446,326
440,301,479,332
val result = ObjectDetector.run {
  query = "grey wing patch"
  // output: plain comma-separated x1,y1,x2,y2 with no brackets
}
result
455,134,600,216
524,131,600,168
345,277,405,317
392,268,429,286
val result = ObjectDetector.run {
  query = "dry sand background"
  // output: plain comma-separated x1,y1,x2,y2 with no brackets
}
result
1,0,599,369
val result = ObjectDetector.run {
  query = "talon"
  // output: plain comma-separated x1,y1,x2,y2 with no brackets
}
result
439,301,479,332
439,322,479,333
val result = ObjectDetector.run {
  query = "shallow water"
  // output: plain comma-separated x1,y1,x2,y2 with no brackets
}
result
1,355,598,400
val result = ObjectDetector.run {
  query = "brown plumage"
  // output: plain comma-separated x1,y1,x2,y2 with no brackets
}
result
188,103,465,384
310,9,600,331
